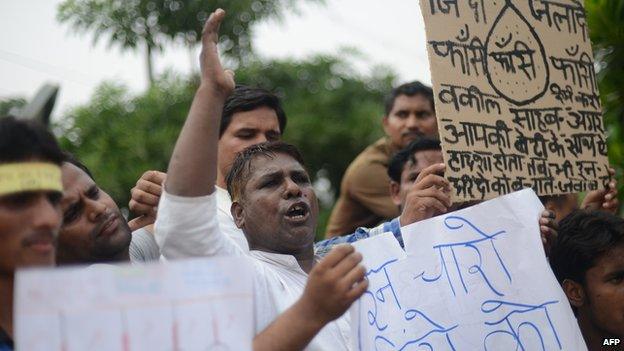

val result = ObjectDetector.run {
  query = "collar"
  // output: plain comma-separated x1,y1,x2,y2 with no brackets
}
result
249,250,319,275
215,186,232,205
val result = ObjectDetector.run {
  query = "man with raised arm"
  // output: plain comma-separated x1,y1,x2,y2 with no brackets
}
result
155,10,367,349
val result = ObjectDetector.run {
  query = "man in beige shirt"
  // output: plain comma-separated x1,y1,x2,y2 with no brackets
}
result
325,81,439,237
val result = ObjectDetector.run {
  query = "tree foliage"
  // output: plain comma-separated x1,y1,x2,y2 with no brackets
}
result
586,0,624,208
57,56,394,237
0,97,27,117
57,0,320,82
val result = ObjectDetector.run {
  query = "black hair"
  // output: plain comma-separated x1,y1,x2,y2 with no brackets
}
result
226,141,305,201
384,81,435,116
0,116,63,165
387,138,441,182
62,151,94,180
538,194,570,207
220,85,287,138
550,210,624,285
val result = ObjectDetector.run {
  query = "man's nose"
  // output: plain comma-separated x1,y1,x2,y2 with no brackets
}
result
283,178,302,198
32,195,62,232
406,115,420,130
85,197,108,222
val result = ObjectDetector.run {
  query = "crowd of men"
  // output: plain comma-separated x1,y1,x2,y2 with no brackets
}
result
1,9,623,351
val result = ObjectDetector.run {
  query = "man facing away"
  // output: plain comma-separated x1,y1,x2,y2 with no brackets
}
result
0,117,64,351
325,81,439,237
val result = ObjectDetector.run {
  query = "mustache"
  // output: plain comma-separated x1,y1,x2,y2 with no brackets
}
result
90,211,117,239
21,230,56,247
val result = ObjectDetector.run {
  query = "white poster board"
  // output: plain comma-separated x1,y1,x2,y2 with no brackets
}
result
350,189,586,350
15,256,253,351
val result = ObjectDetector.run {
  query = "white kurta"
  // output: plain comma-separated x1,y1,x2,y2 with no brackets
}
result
155,190,351,350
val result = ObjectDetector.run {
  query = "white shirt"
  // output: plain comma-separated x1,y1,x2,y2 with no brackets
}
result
215,186,250,251
155,190,351,351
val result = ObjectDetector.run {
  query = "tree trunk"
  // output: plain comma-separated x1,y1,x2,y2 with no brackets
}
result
146,43,155,85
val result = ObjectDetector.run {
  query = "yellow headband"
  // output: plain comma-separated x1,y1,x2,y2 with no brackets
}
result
0,162,63,196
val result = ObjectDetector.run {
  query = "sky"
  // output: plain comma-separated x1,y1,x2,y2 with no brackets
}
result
0,0,432,120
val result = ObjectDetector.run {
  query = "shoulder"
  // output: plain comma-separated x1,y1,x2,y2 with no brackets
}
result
344,138,392,182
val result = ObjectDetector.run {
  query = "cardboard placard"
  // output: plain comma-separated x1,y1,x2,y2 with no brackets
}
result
420,0,610,201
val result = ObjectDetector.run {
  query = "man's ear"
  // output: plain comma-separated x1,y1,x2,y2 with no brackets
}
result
231,201,245,229
562,279,586,308
389,181,402,206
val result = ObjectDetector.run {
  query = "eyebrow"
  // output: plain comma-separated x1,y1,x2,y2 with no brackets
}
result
256,170,283,182
62,184,97,215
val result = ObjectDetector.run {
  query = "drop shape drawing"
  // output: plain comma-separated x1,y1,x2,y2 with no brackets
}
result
485,0,549,106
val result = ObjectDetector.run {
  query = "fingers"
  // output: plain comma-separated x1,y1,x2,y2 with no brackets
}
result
129,200,157,217
414,186,452,208
316,244,354,270
344,278,369,301
415,163,446,184
413,173,450,193
130,187,160,207
128,215,155,232
141,170,167,186
201,8,226,44
333,251,363,277
129,173,163,217
539,210,558,250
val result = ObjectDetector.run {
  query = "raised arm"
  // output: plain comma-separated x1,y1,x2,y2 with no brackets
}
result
154,9,241,259
166,9,235,196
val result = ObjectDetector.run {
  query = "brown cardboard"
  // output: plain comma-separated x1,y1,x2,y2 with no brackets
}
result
420,0,610,201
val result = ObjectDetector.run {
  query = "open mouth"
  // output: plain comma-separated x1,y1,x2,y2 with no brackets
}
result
285,202,310,223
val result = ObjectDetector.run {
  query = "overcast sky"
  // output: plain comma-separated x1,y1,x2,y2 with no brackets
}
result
0,0,431,121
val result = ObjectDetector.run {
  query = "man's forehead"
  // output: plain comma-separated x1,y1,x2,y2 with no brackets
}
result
248,154,306,178
392,94,433,110
61,164,94,193
404,150,443,171
228,107,281,131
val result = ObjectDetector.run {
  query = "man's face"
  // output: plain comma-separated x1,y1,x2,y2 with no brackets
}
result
383,94,438,149
217,107,281,183
579,244,624,337
58,163,131,264
232,154,318,254
0,190,61,275
390,149,444,209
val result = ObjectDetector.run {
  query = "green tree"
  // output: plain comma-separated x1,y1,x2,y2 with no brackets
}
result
57,56,395,237
586,0,624,208
0,97,27,117
57,0,320,84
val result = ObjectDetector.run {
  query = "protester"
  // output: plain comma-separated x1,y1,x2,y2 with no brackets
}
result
128,84,286,252
387,138,559,253
549,210,624,351
57,154,158,265
325,81,439,237
153,10,363,349
0,117,64,350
